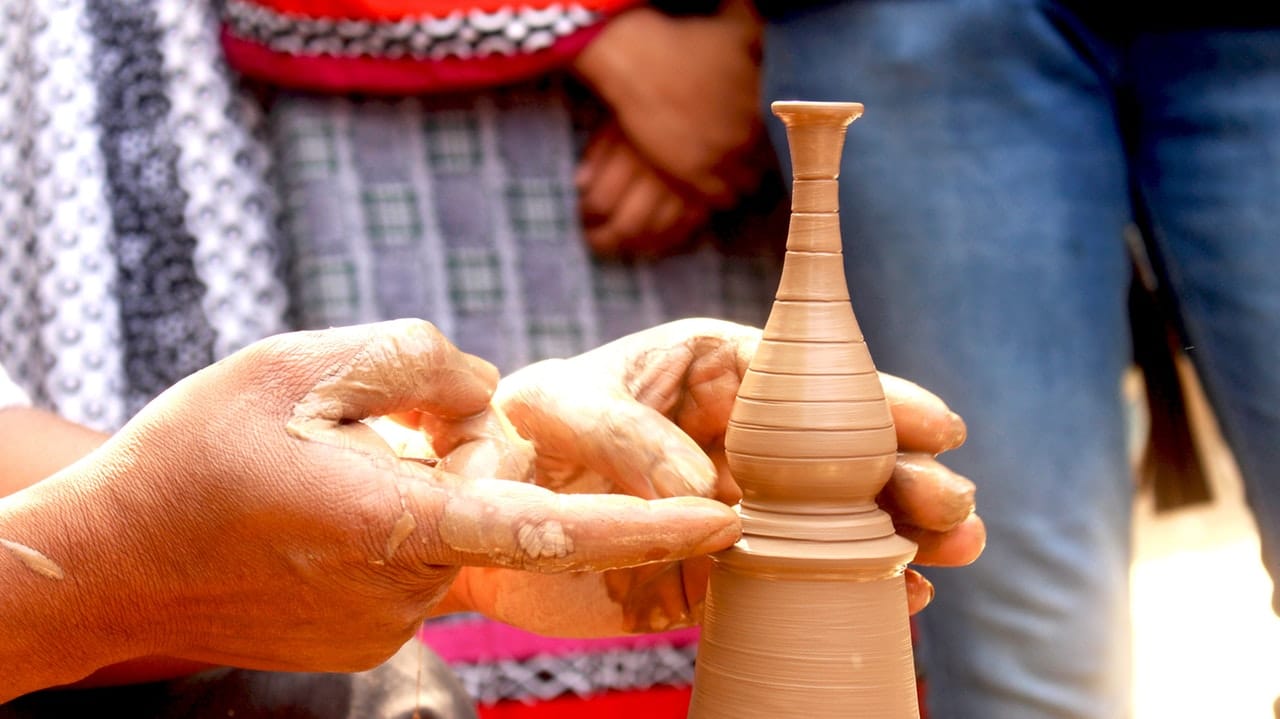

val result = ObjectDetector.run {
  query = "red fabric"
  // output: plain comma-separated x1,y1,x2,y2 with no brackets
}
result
221,28,601,94
249,0,636,21
476,686,692,719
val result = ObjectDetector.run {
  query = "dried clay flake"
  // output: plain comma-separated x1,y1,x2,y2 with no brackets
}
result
1,538,65,580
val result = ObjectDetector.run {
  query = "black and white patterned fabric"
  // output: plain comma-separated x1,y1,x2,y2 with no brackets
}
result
451,643,697,704
0,0,287,431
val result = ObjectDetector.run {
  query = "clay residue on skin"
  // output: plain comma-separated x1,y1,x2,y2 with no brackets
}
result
515,520,573,561
285,320,495,449
434,408,533,483
0,538,65,580
439,488,581,572
385,511,418,561
885,452,977,530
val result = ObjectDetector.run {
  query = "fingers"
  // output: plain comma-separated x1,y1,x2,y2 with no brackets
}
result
578,126,638,250
605,562,697,633
880,452,984,567
404,478,741,573
878,451,984,568
904,568,935,615
585,169,666,257
608,319,758,449
579,128,710,260
900,513,986,568
880,452,975,532
499,367,721,498
281,319,498,427
879,373,967,454
643,192,686,243
597,174,706,260
425,408,535,483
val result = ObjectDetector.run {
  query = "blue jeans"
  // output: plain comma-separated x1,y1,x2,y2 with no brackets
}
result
763,2,1280,717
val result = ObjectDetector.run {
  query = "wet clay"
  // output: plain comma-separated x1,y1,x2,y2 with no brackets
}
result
688,102,920,718
385,511,418,561
0,538,65,581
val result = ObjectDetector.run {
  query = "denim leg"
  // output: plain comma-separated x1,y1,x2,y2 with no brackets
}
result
763,3,1134,718
1130,27,1280,611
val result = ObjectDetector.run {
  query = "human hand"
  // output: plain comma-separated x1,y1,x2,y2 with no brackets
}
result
571,0,764,207
577,123,710,259
413,319,983,637
3,320,738,694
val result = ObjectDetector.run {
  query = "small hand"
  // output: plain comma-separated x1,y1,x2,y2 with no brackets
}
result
577,124,710,259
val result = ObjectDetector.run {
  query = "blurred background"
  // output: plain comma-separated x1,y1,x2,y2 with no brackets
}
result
1130,361,1280,718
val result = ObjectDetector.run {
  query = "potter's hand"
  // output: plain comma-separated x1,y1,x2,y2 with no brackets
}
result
422,319,982,636
0,320,738,699
876,374,986,613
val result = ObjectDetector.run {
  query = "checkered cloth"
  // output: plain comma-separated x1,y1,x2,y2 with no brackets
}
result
273,80,784,374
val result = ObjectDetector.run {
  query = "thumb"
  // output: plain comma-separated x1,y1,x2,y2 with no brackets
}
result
283,319,498,447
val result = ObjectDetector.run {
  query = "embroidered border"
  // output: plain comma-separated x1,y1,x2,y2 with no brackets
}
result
451,644,698,704
223,0,601,60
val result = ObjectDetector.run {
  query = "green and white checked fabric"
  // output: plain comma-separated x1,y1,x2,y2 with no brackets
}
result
294,256,360,326
271,79,783,375
422,109,484,172
361,184,425,247
447,246,505,314
504,177,572,239
280,112,341,179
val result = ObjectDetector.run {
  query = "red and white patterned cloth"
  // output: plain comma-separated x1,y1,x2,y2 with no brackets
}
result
220,0,643,93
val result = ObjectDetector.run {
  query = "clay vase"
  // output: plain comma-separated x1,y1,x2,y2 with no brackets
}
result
687,101,919,718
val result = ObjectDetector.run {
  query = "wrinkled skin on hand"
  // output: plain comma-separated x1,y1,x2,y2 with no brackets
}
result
72,320,739,675
400,319,985,637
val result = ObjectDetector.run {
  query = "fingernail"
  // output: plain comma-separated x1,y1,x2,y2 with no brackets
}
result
941,411,967,452
677,503,741,555
695,523,741,556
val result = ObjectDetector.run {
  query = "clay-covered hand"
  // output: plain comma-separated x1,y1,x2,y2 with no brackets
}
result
571,0,764,208
417,319,983,636
1,320,739,696
577,123,710,259
876,373,986,613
